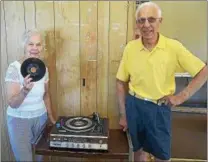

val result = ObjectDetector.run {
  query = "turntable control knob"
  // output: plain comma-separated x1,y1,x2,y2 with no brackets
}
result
82,144,85,148
99,140,103,144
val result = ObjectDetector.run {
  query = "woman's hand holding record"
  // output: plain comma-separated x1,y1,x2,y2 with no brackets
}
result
22,74,34,94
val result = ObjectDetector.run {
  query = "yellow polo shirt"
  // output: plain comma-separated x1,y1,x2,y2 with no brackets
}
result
116,34,205,100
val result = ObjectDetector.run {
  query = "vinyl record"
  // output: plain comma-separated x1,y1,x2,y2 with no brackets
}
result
20,57,46,82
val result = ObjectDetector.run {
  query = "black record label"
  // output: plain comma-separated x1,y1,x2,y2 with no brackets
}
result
20,58,46,82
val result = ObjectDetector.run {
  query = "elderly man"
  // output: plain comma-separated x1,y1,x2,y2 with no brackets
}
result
116,2,208,162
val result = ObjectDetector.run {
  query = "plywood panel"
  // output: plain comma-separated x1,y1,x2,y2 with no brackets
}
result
35,1,57,118
108,1,128,129
80,1,97,116
24,1,36,30
4,1,25,62
54,1,80,116
127,1,136,42
97,1,110,118
1,2,15,161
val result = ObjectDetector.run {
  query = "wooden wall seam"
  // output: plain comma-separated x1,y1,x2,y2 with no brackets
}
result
107,1,110,119
34,1,37,28
52,1,57,119
79,1,81,116
2,1,9,65
23,1,26,31
96,1,98,114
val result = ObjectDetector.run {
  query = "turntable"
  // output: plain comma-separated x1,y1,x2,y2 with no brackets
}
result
49,112,109,151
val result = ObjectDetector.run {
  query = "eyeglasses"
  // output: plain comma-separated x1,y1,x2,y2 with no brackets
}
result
136,17,161,24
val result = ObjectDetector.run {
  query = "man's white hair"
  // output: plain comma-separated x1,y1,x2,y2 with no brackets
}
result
21,28,45,49
135,2,162,19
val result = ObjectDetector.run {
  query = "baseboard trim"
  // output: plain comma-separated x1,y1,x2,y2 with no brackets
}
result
170,158,206,161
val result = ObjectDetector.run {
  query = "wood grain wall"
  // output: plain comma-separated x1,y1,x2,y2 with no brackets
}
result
1,1,136,161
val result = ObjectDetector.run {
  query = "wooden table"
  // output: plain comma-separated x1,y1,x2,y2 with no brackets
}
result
35,111,207,161
34,125,132,161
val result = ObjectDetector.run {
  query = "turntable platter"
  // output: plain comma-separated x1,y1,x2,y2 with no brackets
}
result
62,117,95,133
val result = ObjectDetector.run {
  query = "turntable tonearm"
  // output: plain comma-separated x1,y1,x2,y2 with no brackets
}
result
49,112,109,151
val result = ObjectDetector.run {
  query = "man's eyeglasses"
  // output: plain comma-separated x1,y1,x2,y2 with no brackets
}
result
136,17,161,24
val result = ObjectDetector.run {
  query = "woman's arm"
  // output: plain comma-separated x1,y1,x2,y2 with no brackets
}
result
6,75,33,108
44,82,56,124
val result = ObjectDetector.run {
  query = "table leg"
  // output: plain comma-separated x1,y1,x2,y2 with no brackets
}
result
126,131,134,162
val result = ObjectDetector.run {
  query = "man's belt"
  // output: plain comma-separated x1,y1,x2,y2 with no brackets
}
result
128,90,165,106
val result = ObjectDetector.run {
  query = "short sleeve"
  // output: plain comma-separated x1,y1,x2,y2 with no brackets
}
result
5,63,20,83
116,44,130,82
44,68,49,83
176,42,206,77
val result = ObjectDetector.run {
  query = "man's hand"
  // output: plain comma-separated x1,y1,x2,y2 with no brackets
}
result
159,95,184,107
119,115,128,132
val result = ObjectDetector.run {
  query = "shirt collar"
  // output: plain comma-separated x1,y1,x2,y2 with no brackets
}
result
137,33,166,51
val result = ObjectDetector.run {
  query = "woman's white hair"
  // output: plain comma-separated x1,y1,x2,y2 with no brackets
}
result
135,2,162,19
21,28,45,49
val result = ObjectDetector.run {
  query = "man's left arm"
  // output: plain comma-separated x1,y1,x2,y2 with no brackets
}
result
177,65,208,104
164,41,208,107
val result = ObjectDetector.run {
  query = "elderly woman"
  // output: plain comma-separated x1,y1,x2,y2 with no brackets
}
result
5,28,56,161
